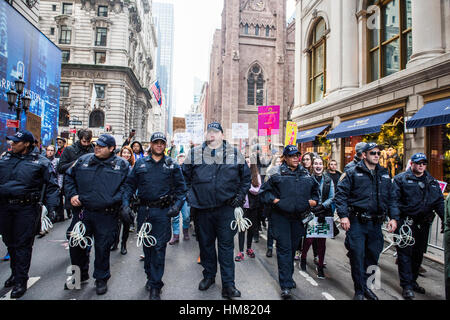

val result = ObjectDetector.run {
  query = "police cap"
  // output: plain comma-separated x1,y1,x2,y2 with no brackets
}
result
6,130,35,144
96,134,116,147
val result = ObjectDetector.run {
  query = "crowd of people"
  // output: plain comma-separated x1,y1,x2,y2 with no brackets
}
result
0,123,448,301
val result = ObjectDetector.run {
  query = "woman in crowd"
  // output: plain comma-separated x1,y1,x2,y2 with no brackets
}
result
300,156,335,279
235,161,261,262
112,146,135,255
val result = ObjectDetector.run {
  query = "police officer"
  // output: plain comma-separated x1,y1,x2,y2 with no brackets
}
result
259,145,319,299
122,132,187,300
0,130,60,298
391,153,445,299
344,142,367,172
64,134,129,295
182,122,251,299
335,142,398,300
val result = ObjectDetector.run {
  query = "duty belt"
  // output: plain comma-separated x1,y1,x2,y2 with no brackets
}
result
0,194,40,206
349,207,385,224
86,204,121,214
139,195,174,209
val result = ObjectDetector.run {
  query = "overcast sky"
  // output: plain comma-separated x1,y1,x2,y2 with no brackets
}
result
171,0,296,117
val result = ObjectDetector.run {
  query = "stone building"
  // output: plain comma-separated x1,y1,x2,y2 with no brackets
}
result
6,0,40,28
39,0,160,145
206,0,296,150
293,0,449,186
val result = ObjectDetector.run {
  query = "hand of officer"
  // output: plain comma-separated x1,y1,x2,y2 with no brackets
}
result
70,195,82,207
387,219,397,233
273,198,280,204
309,200,317,207
311,204,324,214
120,206,134,225
230,195,244,208
166,205,180,218
340,217,351,231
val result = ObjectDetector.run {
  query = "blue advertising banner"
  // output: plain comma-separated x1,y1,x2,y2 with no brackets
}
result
0,1,61,152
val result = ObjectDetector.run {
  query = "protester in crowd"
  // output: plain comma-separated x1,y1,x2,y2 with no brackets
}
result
326,159,342,188
300,156,335,279
130,141,145,161
56,137,66,159
235,160,261,262
344,142,367,173
121,129,136,148
45,145,64,223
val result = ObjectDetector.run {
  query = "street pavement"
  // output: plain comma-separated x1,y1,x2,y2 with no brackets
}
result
0,219,446,300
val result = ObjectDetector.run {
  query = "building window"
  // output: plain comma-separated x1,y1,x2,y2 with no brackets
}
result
95,52,106,64
60,83,70,97
62,50,70,63
368,0,412,82
308,18,326,103
52,4,56,11
59,26,72,44
266,26,270,37
247,64,264,106
59,109,70,127
98,5,108,17
95,27,107,46
255,25,259,36
62,3,73,15
89,110,105,128
50,27,55,35
244,24,249,35
95,84,105,99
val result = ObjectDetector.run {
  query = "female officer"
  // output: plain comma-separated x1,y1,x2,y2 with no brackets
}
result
259,145,319,300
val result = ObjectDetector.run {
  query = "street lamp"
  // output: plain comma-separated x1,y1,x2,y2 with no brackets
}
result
6,76,31,132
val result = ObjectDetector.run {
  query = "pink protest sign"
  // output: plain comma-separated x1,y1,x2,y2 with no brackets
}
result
258,105,280,136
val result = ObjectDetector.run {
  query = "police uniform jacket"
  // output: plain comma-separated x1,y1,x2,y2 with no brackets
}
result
64,153,129,211
57,141,95,174
335,160,393,219
0,150,60,210
344,155,361,173
259,162,320,220
182,140,251,210
122,155,187,209
391,169,444,222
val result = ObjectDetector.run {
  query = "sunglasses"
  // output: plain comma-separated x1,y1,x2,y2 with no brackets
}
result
413,161,427,166
369,151,381,156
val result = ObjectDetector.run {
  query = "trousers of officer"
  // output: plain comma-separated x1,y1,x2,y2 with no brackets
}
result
344,217,384,295
138,206,171,290
0,204,40,285
66,209,118,280
196,204,237,288
271,212,305,290
396,217,430,289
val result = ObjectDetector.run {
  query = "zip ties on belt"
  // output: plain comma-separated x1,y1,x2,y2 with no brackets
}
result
392,217,415,248
231,207,252,232
69,221,94,249
40,205,53,233
137,223,157,247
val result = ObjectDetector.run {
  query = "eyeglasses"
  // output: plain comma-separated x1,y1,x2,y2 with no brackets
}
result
414,162,427,166
369,151,381,156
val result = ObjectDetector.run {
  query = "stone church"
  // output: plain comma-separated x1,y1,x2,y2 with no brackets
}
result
206,0,295,149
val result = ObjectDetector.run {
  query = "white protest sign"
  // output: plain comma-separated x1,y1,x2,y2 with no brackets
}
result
232,123,248,139
174,132,191,145
306,217,334,238
185,113,204,144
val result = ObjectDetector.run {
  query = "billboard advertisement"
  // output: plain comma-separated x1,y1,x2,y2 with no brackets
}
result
258,105,280,136
0,1,61,152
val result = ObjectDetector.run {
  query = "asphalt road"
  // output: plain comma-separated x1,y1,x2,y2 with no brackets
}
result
0,218,446,300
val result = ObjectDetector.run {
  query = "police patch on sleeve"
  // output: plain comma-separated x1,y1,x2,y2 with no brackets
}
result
339,172,347,182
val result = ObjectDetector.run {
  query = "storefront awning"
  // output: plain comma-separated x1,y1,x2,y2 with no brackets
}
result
326,109,401,140
406,98,450,129
296,125,329,143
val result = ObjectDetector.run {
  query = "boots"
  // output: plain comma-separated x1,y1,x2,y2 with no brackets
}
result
169,234,179,245
183,228,190,241
120,242,127,255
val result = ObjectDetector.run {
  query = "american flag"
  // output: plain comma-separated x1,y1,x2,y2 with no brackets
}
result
151,81,162,106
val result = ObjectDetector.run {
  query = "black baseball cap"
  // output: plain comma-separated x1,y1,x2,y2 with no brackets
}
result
283,145,301,156
151,132,167,143
6,130,35,144
56,137,66,143
96,134,116,147
362,142,383,153
411,153,428,163
207,122,223,133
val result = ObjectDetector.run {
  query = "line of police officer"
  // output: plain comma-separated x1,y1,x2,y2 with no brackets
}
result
0,126,445,300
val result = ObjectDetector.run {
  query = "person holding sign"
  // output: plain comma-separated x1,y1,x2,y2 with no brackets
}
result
300,156,335,279
259,145,319,300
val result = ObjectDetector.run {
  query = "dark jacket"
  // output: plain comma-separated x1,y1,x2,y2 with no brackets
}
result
182,140,251,209
344,155,361,173
57,141,95,174
312,173,335,216
64,153,129,211
335,160,393,219
391,169,444,222
122,155,187,209
0,150,60,210
259,163,320,221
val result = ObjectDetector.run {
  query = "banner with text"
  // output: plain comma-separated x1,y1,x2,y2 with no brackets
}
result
284,121,298,146
258,106,280,136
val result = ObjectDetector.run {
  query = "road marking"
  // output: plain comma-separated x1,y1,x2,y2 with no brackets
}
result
0,277,40,300
299,271,318,286
322,292,336,300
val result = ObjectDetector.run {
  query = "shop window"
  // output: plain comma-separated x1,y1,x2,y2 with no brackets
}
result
307,18,326,104
95,27,107,46
59,109,70,127
367,0,412,82
427,124,450,193
60,83,70,97
89,110,105,128
59,26,72,44
247,64,264,106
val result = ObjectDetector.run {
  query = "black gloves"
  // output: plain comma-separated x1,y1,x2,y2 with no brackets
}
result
230,195,245,208
167,205,180,218
121,206,135,225
311,204,324,214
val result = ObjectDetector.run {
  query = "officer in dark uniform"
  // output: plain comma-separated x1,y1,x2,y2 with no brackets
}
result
0,130,60,298
391,153,445,299
182,122,251,299
122,132,187,300
64,134,129,295
259,145,319,299
335,142,398,300
344,142,367,172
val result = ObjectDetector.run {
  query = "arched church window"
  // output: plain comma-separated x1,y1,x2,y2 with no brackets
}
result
89,110,105,128
247,64,265,106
